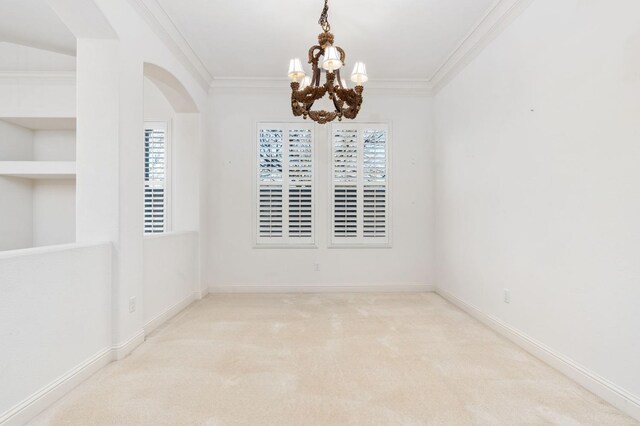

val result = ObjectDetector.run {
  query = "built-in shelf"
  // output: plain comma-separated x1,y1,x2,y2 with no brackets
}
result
0,161,76,179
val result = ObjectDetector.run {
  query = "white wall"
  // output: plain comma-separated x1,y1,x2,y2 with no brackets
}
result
207,87,434,290
0,243,112,424
434,0,640,410
0,177,33,251
0,74,75,118
68,0,209,349
0,120,32,160
32,179,76,247
142,82,200,330
33,130,76,161
143,232,198,331
33,130,76,247
144,77,173,121
172,113,200,232
0,121,34,250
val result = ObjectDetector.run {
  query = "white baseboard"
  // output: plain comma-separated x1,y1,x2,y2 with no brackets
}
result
1,287,211,426
209,283,435,294
194,287,209,299
437,289,640,422
1,289,207,426
143,292,198,335
0,347,112,426
111,330,145,361
2,330,145,426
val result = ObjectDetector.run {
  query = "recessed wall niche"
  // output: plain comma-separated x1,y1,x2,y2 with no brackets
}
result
0,117,76,251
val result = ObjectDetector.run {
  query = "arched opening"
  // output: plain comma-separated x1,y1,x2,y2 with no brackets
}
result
142,63,201,333
143,63,198,114
142,63,200,234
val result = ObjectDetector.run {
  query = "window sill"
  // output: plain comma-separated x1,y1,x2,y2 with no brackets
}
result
143,230,197,240
253,243,318,249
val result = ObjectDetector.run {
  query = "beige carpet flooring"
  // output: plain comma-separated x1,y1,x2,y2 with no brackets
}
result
30,293,636,425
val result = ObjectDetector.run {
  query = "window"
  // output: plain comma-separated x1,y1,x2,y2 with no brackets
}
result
256,123,314,245
331,123,390,246
144,122,169,233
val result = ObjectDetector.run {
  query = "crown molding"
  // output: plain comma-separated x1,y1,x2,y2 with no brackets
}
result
0,71,76,81
210,77,433,96
428,0,535,93
126,0,213,92
212,0,534,96
127,0,533,97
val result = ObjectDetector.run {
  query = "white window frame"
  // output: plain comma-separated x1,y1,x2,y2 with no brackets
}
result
144,121,172,234
329,122,391,248
254,122,316,248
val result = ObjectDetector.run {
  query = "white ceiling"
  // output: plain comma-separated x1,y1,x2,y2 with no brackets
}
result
0,0,499,81
0,0,76,55
156,0,496,81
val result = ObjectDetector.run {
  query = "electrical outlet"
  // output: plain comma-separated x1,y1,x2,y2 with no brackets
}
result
503,289,511,304
129,297,136,313
314,263,320,272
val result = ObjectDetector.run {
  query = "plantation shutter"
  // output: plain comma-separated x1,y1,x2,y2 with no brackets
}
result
333,129,358,239
257,123,314,245
331,123,389,245
144,122,168,234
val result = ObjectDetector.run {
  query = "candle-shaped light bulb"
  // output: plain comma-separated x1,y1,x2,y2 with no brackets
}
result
288,58,305,82
322,46,343,72
350,61,368,86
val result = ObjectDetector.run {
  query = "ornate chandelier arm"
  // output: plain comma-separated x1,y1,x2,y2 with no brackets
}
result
308,45,322,65
335,69,344,89
336,86,363,119
292,86,326,104
336,47,346,63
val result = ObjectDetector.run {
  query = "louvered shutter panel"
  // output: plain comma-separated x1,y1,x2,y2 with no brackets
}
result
363,129,388,239
288,128,313,239
331,123,389,245
257,123,314,245
258,128,284,240
333,129,358,238
144,123,168,233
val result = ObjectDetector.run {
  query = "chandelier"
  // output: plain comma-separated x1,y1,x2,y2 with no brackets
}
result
288,0,368,124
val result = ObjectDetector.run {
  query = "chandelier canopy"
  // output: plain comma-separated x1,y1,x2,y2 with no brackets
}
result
288,0,368,124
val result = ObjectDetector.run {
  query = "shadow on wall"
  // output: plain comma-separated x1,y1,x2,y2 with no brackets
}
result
144,63,199,114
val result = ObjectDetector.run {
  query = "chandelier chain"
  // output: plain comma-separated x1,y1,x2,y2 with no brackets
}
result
318,0,331,32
